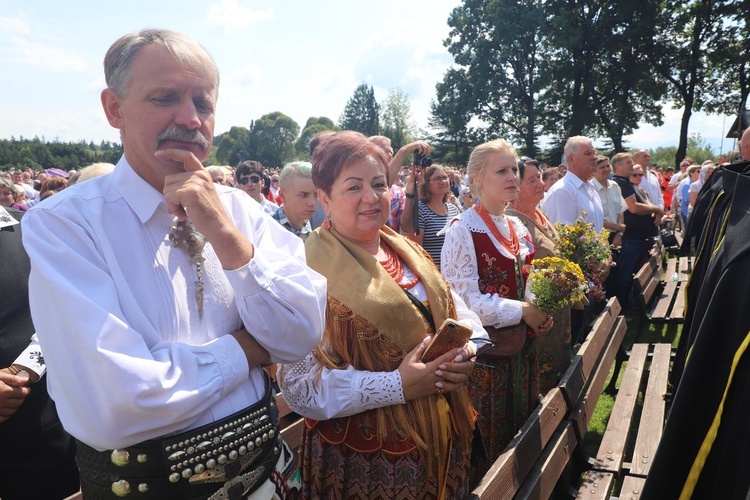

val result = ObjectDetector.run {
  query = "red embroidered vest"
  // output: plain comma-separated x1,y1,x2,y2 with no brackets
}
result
470,231,533,301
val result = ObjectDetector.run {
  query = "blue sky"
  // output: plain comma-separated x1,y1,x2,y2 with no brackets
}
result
0,0,738,156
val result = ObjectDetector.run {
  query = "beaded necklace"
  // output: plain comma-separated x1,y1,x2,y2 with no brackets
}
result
475,203,520,255
508,201,548,229
378,241,420,289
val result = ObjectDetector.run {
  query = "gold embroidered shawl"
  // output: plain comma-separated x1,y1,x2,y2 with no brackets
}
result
305,225,474,476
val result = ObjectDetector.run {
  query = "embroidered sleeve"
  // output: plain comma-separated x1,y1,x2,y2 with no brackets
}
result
12,333,46,378
440,217,524,328
278,352,405,421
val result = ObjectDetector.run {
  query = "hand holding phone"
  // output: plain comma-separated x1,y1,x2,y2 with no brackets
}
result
421,319,472,363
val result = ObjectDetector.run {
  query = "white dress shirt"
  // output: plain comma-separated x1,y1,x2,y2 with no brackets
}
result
642,170,664,208
22,156,326,450
542,171,604,231
258,197,279,215
590,178,627,225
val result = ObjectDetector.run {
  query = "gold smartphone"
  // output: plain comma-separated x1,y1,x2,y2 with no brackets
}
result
421,318,473,363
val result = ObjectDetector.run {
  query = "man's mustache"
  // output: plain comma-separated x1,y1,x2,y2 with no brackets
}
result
156,127,210,150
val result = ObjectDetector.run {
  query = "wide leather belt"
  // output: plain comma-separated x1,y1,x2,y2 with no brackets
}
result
76,381,280,499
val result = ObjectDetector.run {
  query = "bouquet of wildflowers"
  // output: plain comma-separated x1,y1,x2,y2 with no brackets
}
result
524,257,588,314
554,217,613,300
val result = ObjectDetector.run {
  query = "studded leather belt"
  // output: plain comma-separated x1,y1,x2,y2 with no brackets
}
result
76,382,281,499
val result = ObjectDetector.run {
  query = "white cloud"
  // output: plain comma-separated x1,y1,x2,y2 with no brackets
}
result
0,16,30,35
0,34,87,72
86,76,106,92
206,0,274,32
218,64,264,108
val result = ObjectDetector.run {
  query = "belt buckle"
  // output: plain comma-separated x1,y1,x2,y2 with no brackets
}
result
164,406,276,485
189,444,264,484
206,465,269,500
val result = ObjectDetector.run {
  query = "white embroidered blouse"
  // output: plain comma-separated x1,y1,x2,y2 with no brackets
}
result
440,207,534,329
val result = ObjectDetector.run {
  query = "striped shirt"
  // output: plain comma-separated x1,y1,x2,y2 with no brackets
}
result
418,201,460,270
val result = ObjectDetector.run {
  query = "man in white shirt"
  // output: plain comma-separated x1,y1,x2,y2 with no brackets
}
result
590,155,627,246
542,136,604,231
633,149,664,209
22,29,326,499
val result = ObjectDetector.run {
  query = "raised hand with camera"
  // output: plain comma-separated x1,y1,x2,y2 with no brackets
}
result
386,141,431,186
399,160,426,238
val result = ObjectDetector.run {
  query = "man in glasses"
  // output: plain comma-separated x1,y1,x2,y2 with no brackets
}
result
611,152,664,312
235,160,278,215
633,149,664,210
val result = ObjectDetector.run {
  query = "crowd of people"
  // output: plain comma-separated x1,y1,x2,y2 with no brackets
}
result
1,26,748,500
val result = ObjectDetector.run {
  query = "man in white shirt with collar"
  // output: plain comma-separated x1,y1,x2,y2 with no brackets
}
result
633,149,664,210
22,28,326,499
590,155,627,246
542,136,604,231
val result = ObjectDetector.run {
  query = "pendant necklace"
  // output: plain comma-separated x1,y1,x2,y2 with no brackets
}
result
169,219,206,319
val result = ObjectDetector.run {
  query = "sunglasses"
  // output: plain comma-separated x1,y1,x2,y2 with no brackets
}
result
468,338,498,370
631,173,644,177
239,175,261,185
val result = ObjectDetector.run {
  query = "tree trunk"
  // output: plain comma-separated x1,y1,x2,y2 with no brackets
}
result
675,100,693,166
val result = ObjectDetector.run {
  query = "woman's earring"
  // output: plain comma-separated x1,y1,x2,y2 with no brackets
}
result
323,216,333,230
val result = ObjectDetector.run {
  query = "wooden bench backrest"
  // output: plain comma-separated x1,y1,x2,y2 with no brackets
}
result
468,388,569,499
559,297,621,413
633,255,661,307
471,297,626,499
567,316,627,441
519,306,628,500
276,391,304,451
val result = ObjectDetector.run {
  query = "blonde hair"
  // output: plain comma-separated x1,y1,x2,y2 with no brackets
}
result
466,139,518,196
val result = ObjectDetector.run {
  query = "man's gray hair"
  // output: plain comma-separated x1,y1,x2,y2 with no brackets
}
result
104,28,219,97
562,136,593,167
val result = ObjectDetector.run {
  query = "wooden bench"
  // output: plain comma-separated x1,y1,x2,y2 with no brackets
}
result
276,391,304,451
632,240,688,339
577,343,672,499
469,297,627,499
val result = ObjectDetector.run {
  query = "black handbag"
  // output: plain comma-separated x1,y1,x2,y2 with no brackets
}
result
660,228,679,248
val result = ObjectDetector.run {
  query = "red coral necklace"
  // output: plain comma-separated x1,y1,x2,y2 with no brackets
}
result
378,241,420,289
475,203,520,255
508,201,547,229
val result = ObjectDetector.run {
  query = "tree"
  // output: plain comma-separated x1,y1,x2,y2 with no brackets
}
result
701,0,750,119
380,89,417,152
541,0,669,151
586,0,667,151
294,117,339,158
0,137,122,171
443,0,547,156
439,0,669,157
215,126,251,166
250,112,300,168
655,0,720,166
339,83,380,136
428,68,479,166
